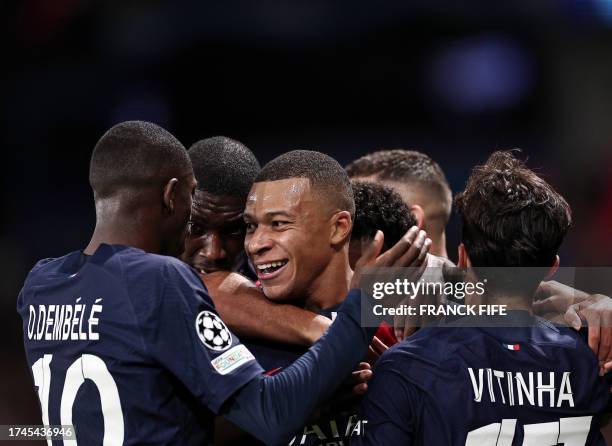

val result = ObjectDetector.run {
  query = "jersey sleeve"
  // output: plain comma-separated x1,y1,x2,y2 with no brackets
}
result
143,259,263,413
353,352,422,445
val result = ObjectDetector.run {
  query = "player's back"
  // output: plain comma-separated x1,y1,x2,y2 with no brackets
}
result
17,243,261,445
357,311,610,445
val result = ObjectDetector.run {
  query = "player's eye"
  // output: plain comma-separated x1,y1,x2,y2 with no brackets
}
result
272,220,289,228
245,222,256,233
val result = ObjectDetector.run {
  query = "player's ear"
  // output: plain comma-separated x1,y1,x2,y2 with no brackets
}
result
162,178,179,215
410,204,425,229
458,243,471,268
330,211,352,246
544,255,560,280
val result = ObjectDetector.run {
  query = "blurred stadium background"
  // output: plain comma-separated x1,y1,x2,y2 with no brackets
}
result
2,1,612,440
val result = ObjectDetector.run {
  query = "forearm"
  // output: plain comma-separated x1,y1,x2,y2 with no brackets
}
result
221,290,376,445
217,292,330,345
203,271,330,345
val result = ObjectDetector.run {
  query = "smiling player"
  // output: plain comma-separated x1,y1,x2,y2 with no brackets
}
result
184,136,337,348
243,150,431,445
16,122,413,445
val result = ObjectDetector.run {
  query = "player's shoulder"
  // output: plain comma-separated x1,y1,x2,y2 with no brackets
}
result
536,318,600,368
531,316,579,347
102,246,213,322
114,247,207,303
115,246,198,282
378,325,470,372
24,251,82,287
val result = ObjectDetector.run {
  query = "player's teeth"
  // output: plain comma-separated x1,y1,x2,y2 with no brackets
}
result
257,261,288,274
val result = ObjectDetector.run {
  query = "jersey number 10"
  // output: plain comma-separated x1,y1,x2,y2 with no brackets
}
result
32,353,124,446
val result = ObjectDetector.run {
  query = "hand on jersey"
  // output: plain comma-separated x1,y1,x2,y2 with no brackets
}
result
532,280,588,322
565,295,612,375
316,362,373,416
352,362,373,396
534,283,612,375
364,336,390,366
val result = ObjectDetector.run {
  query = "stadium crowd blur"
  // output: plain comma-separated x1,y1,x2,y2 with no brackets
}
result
3,1,612,440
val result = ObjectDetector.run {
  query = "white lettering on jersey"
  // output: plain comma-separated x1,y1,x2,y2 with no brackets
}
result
27,299,103,341
467,368,574,408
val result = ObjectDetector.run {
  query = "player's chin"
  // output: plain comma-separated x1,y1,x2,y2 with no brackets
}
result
260,283,292,301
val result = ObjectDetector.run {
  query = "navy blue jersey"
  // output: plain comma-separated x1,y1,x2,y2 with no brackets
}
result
355,311,610,446
243,306,365,446
17,244,263,446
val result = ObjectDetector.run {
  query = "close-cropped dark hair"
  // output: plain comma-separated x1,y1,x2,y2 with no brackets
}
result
188,136,260,197
89,121,191,199
256,150,356,217
351,181,417,251
345,149,451,199
455,150,572,268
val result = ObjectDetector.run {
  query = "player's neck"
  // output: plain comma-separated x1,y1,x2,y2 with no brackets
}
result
85,199,164,255
84,216,160,256
425,223,447,259
430,233,447,259
484,294,533,313
303,254,352,312
465,295,533,314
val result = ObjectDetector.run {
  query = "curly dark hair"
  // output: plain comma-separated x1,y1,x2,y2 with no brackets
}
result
455,150,571,268
351,180,417,250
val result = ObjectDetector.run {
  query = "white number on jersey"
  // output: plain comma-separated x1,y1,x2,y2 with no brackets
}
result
465,416,592,446
31,354,124,446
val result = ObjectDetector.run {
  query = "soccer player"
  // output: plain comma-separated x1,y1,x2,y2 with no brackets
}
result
243,150,431,445
355,151,611,445
182,136,260,278
16,121,416,445
346,149,452,259
183,136,332,347
349,180,417,269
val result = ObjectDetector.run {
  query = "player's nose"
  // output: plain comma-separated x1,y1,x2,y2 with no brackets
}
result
246,226,273,257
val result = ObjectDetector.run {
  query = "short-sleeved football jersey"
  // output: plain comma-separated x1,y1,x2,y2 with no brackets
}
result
355,311,611,445
244,305,383,446
17,244,263,445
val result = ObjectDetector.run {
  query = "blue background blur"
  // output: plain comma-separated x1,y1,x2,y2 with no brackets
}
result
2,1,612,438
